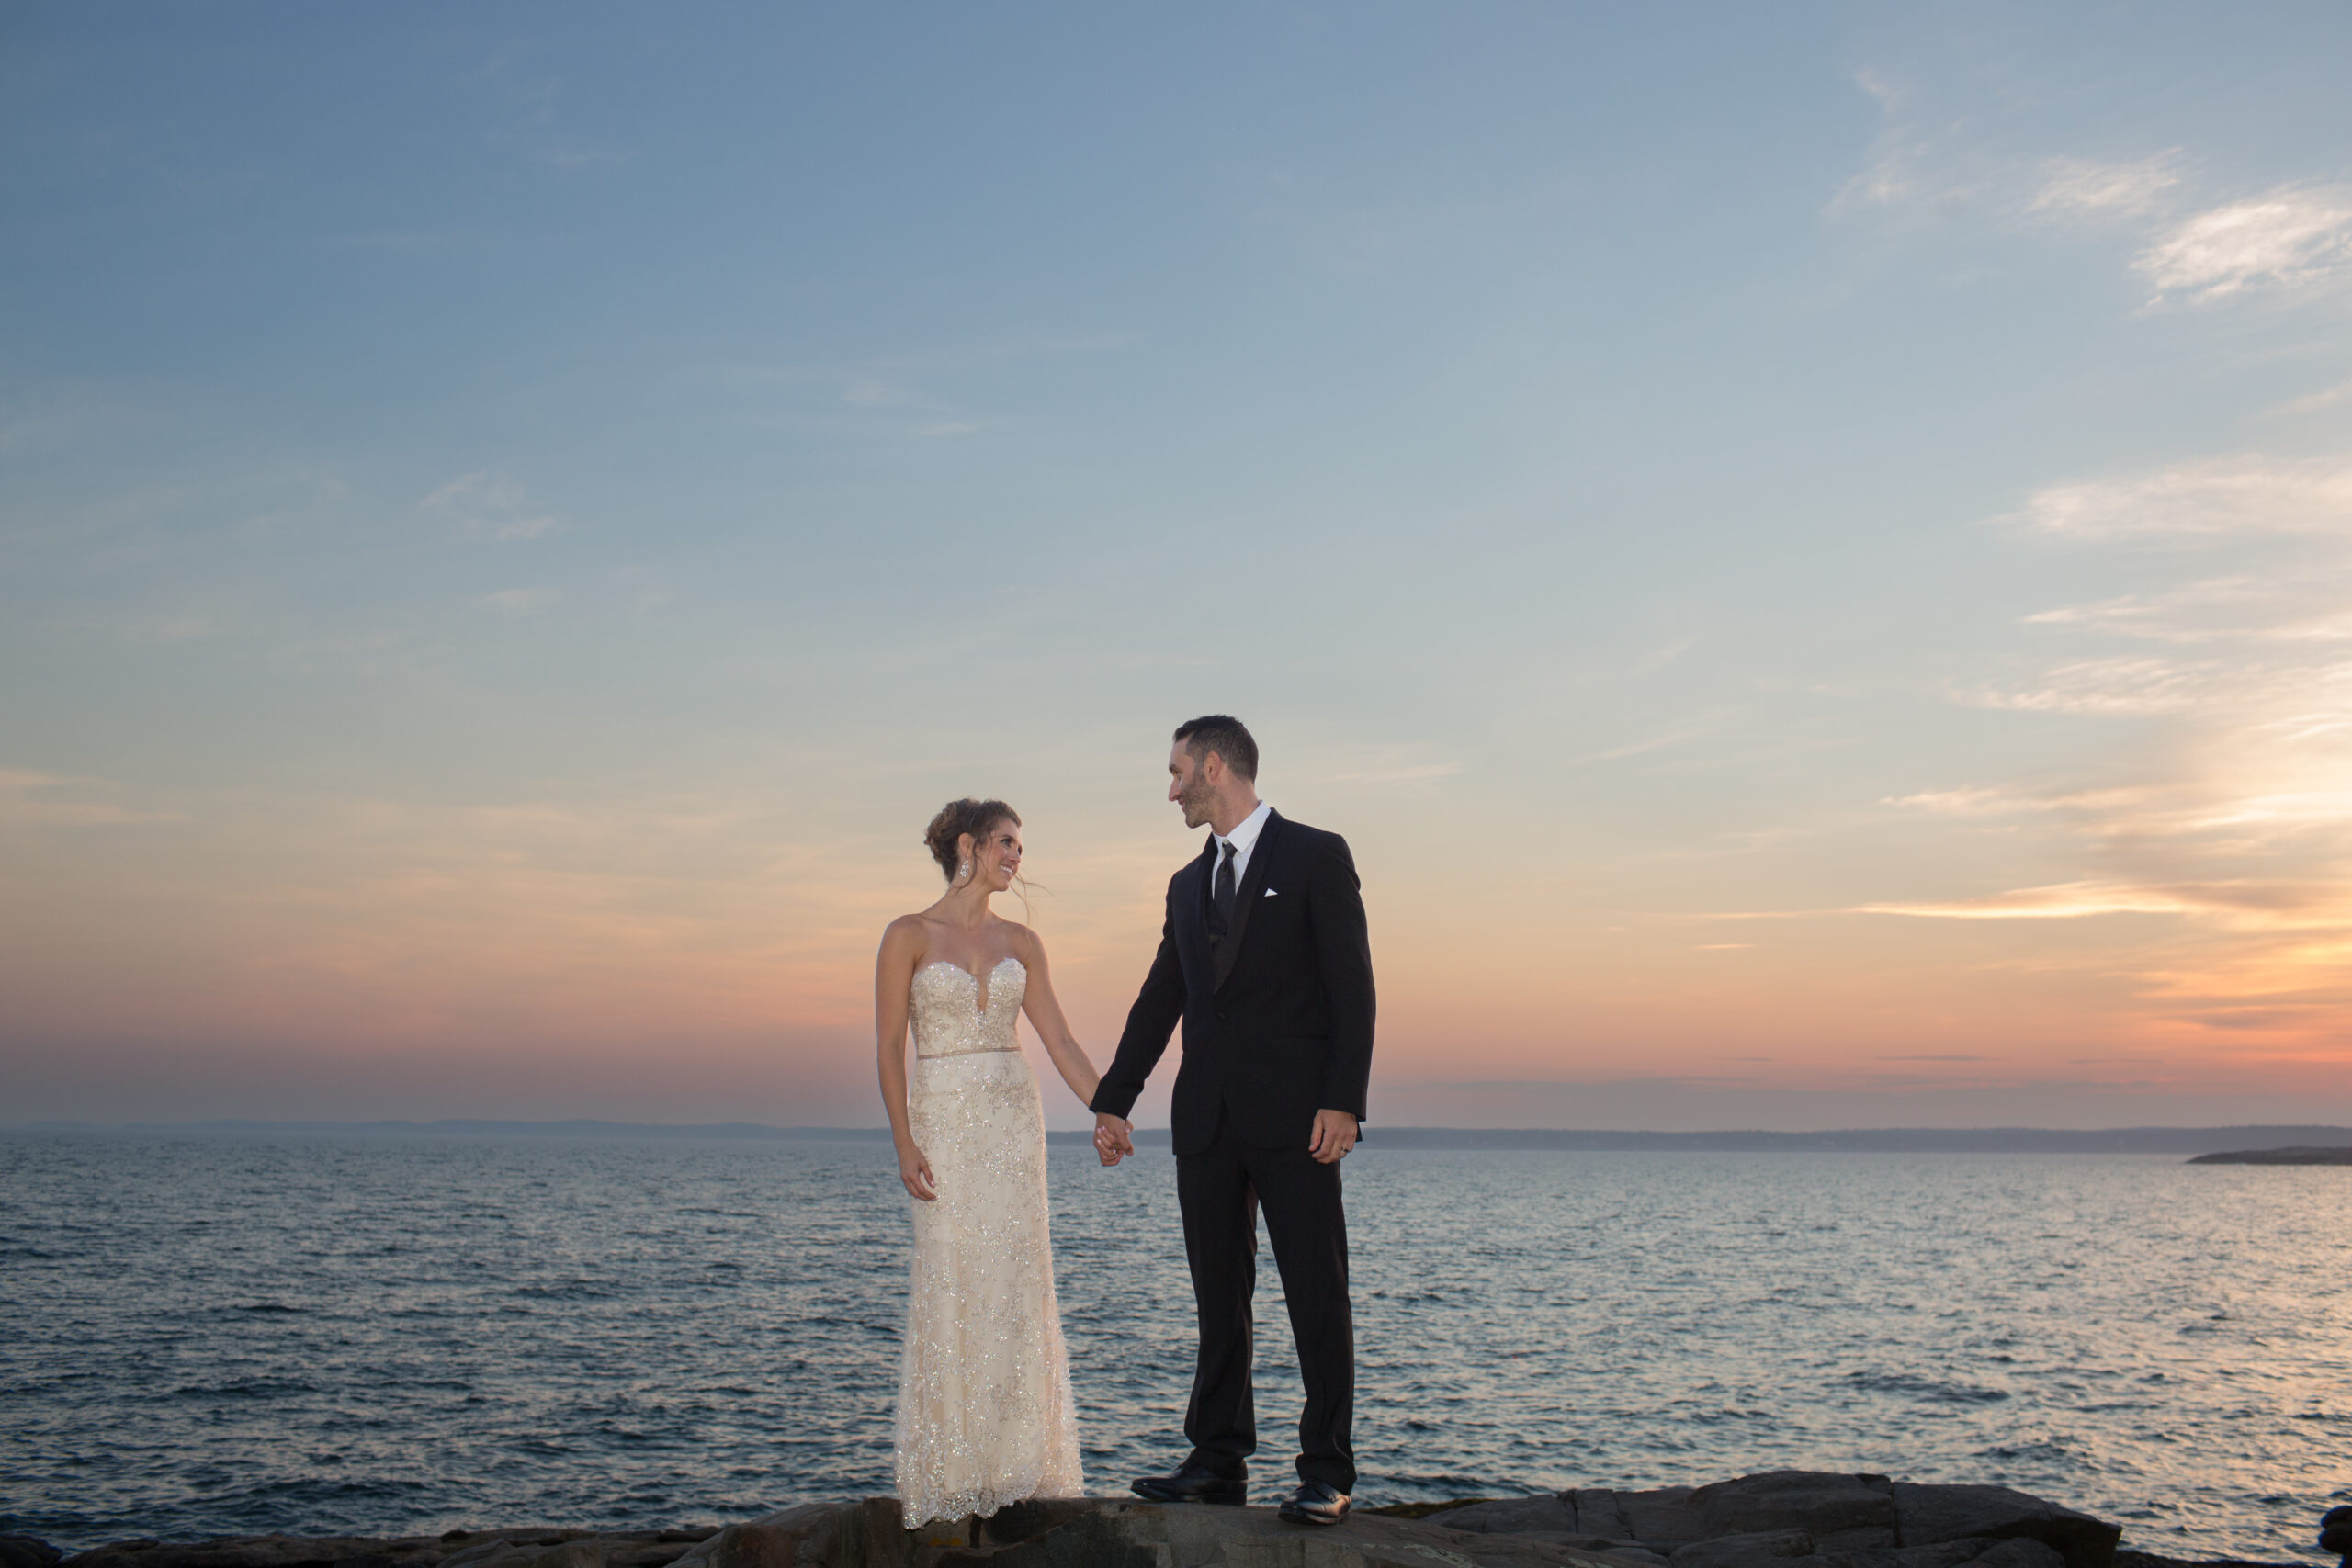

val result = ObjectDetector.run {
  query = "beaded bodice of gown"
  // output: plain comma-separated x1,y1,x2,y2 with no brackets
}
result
893,957,1083,1526
910,957,1025,1057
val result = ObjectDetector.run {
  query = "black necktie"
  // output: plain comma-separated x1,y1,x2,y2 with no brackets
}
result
1213,840,1238,931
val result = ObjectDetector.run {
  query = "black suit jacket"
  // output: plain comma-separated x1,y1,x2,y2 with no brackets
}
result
1091,810,1375,1157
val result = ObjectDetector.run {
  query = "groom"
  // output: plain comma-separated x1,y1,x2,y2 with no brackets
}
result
1091,715,1375,1527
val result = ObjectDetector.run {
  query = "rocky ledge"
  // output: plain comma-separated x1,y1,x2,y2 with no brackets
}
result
2186,1146,2352,1165
1408,1471,2121,1568
0,1471,2295,1568
0,1529,719,1568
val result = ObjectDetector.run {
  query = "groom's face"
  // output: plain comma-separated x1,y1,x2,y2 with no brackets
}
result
1169,741,1217,829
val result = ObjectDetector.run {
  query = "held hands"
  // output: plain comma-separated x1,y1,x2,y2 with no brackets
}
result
1088,1110,1353,1164
1308,1109,1359,1165
1093,1112,1135,1167
897,1140,938,1201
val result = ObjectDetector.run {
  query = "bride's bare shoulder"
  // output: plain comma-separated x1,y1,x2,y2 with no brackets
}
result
879,913,934,958
997,918,1045,960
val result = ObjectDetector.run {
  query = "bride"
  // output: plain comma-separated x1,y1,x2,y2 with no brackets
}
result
875,796,1112,1526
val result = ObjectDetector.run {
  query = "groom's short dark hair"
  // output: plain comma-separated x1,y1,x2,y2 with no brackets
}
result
1175,715,1258,781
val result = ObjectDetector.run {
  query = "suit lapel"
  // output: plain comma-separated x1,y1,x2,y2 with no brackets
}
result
1182,837,1216,967
1212,809,1283,992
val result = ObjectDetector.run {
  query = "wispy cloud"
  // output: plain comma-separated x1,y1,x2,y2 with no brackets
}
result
1883,784,2151,818
479,586,560,616
1860,879,2339,930
2023,577,2352,645
1832,73,2190,236
424,473,561,540
1883,786,2035,817
2029,153,2181,219
1859,444,2352,1037
842,378,912,408
1829,79,2352,316
471,61,632,173
695,333,1129,436
1971,656,2217,716
322,231,492,255
2272,377,2352,417
1308,741,1466,799
0,768,176,828
2133,185,2352,303
2009,455,2352,539
0,383,172,457
1581,717,1723,764
1831,70,1978,217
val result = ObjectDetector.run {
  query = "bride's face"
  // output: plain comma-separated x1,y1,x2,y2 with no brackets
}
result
970,819,1023,891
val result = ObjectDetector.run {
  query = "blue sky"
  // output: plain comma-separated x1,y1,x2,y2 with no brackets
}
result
6,4,2350,1127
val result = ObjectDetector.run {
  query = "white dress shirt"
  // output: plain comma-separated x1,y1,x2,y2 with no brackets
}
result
1213,799,1273,889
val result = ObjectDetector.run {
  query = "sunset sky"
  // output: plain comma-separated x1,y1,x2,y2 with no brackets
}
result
6,4,2350,1129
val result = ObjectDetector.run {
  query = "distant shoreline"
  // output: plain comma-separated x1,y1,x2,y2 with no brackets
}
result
10,1119,2352,1156
2188,1145,2352,1165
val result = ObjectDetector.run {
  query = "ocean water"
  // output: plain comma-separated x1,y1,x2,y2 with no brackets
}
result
2,1134,2346,1562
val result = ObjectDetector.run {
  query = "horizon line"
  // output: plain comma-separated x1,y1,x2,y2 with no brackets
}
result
10,1118,2351,1154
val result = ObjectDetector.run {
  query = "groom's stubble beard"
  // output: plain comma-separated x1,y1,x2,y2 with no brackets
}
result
1175,768,1217,829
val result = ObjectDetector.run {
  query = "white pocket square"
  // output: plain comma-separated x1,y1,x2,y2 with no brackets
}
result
1263,888,1278,897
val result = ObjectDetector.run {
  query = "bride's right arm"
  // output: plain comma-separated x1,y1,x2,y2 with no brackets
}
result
1010,930,1100,1110
875,919,935,1201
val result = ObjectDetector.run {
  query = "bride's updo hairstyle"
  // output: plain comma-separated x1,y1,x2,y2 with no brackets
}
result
924,797,1021,883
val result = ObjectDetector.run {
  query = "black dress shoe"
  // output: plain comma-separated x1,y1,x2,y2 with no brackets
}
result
1130,1463,1247,1506
1277,1481,1351,1526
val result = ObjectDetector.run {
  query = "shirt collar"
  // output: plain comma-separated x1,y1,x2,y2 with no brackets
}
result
1216,799,1272,856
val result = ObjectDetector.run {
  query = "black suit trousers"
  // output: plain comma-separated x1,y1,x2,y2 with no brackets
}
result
1175,1111,1355,1492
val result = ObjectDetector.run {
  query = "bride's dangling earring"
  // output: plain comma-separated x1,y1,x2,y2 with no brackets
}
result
957,859,972,885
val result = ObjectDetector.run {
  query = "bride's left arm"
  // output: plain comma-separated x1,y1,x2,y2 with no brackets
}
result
1013,929,1101,1107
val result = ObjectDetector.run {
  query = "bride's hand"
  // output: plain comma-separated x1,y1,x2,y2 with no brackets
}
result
898,1142,938,1201
1093,1113,1133,1168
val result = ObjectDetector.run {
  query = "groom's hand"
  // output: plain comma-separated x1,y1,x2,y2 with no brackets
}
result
1093,1112,1134,1166
1308,1109,1359,1164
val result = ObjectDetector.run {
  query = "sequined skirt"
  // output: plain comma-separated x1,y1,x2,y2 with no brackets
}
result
894,1049,1083,1525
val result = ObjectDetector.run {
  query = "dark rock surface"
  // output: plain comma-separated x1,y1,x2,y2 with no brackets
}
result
1689,1473,1899,1552
1436,1473,2118,1568
1670,1528,1819,1568
1415,1495,1585,1546
2115,1554,2307,1568
1892,1483,2120,1568
667,1495,1640,1565
59,1531,717,1568
21,1473,2266,1568
2320,1504,2352,1562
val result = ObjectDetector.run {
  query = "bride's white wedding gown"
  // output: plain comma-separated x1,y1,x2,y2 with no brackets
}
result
894,956,1083,1526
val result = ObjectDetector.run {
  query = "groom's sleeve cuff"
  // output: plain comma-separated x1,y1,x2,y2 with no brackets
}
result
1317,1067,1369,1120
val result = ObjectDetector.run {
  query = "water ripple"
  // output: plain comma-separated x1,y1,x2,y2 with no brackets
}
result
1,1135,2345,1561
